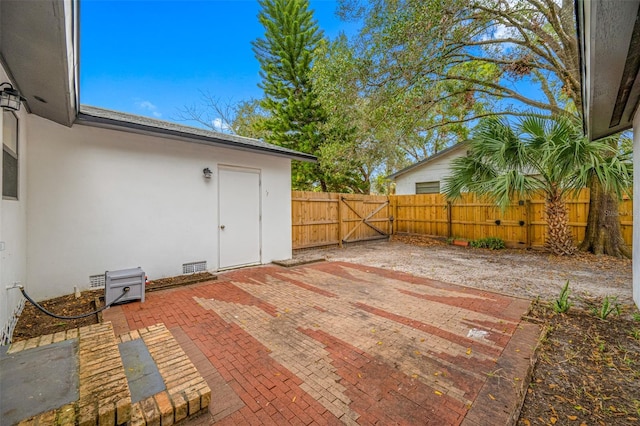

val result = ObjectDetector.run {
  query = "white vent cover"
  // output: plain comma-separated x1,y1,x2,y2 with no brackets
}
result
89,274,106,289
183,261,207,274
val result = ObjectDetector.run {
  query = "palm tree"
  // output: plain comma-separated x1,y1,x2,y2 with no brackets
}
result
443,115,632,256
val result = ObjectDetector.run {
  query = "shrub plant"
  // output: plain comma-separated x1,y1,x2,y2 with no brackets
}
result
591,296,621,320
552,281,572,314
470,237,505,250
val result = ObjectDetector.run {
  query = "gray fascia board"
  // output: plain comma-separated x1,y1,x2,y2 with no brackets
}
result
75,112,317,163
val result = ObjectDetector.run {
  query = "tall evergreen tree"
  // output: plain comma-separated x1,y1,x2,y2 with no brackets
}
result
252,0,327,191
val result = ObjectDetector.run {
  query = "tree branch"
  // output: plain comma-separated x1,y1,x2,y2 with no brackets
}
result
439,73,564,114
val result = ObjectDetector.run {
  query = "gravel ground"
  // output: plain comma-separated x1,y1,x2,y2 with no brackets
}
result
294,235,634,308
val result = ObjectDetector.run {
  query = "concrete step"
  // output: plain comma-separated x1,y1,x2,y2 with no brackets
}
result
5,322,210,426
118,324,211,425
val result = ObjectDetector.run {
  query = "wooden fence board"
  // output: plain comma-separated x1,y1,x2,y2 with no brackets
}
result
291,189,633,250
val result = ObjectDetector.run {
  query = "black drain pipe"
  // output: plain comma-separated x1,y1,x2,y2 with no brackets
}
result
17,285,130,320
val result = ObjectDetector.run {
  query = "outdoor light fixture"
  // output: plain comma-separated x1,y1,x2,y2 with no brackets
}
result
0,82,26,112
203,167,212,179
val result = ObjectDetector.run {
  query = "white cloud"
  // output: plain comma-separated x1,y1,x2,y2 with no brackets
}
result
134,99,162,118
211,118,231,132
479,23,518,52
481,23,511,42
492,23,510,40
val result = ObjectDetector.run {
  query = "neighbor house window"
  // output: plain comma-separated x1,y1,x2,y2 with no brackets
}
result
3,111,18,199
415,181,440,194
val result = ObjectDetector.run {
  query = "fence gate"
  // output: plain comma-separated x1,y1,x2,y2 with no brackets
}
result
291,192,392,250
340,195,391,245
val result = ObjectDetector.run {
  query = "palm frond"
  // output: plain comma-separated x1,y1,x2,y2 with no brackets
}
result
447,113,632,210
442,154,499,200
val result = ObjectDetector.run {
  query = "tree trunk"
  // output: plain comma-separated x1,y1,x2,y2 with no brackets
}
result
545,189,576,256
579,178,631,258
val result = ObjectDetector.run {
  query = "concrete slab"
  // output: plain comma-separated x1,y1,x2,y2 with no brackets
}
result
118,338,165,403
0,339,78,425
273,255,326,267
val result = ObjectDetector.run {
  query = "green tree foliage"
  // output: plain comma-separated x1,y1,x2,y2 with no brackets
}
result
443,116,632,255
311,36,407,193
231,99,271,140
311,33,490,192
252,0,329,191
330,0,580,170
339,0,579,117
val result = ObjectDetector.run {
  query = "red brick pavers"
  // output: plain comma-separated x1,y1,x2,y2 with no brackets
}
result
114,262,540,425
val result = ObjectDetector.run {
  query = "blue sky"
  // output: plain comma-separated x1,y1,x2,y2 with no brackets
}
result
80,0,353,125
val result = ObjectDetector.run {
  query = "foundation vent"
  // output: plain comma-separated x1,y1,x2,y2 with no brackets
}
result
89,274,106,289
183,261,207,274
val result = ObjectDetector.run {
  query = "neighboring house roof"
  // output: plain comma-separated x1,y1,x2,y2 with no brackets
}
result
77,106,317,162
387,142,467,180
576,0,640,140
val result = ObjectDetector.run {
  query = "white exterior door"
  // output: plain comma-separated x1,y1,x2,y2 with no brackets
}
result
218,166,261,269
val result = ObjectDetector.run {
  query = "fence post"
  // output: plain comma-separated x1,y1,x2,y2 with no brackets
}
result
337,195,343,248
525,199,532,248
447,201,452,238
391,195,397,236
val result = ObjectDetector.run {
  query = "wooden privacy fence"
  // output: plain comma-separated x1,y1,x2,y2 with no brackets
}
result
291,189,633,250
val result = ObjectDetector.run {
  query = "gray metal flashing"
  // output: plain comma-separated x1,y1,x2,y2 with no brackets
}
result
76,106,317,162
387,142,467,180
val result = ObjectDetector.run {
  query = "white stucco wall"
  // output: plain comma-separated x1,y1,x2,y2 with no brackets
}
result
27,115,292,301
633,111,640,309
0,67,29,344
394,148,466,195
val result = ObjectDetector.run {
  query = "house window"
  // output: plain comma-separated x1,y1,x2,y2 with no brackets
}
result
3,111,18,199
415,181,440,194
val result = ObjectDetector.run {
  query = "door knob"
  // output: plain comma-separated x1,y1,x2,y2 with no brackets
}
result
220,225,225,230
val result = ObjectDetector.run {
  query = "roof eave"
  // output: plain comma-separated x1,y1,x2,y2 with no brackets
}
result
576,0,640,141
75,112,317,163
0,0,78,126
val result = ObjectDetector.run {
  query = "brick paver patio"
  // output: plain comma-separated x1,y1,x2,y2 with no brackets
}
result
104,261,540,425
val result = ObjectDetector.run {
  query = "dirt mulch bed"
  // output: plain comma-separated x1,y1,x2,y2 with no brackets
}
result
145,271,216,291
392,233,448,247
518,302,640,425
12,289,104,342
12,272,217,342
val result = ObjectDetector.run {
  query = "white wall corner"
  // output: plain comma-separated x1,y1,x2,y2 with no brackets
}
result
633,110,640,309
